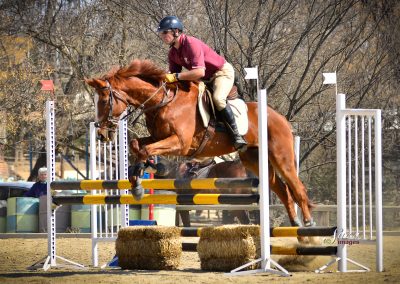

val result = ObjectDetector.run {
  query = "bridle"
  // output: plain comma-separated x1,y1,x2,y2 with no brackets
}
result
97,80,129,125
96,79,176,130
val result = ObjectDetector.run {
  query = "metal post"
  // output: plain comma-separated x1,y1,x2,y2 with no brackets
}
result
374,110,383,272
118,120,129,227
336,94,347,272
46,101,57,268
90,122,99,267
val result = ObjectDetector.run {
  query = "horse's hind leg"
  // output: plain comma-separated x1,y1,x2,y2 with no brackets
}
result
269,165,302,226
269,153,315,226
239,148,300,226
178,211,191,227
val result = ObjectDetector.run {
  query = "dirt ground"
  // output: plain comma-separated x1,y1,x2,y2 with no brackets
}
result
0,235,399,284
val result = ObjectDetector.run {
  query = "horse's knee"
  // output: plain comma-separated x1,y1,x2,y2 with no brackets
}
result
129,139,140,155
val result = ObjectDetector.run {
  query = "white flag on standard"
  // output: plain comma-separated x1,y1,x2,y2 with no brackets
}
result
245,67,258,80
322,72,337,84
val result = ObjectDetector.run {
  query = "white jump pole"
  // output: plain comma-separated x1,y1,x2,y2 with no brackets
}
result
46,100,57,269
336,94,347,272
228,67,289,276
90,119,129,267
319,72,383,273
118,119,130,228
90,122,99,267
374,109,383,272
29,101,84,270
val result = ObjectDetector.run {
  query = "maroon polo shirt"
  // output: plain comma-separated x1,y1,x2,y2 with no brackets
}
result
168,34,225,80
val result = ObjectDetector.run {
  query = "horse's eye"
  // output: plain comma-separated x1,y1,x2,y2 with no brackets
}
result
98,94,108,103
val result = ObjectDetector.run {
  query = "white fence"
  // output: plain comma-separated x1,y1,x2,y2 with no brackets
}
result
89,121,129,267
336,93,383,272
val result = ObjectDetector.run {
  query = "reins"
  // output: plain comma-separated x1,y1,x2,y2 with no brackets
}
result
120,82,176,127
99,80,176,129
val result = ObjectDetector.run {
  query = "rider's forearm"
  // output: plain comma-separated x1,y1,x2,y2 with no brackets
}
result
178,68,205,81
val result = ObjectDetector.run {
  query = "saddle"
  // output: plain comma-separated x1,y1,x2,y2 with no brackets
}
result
188,82,249,158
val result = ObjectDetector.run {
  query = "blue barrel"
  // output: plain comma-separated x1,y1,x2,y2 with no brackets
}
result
7,197,39,233
129,205,141,220
39,195,70,233
71,204,91,233
140,190,176,226
0,200,6,233
104,205,141,231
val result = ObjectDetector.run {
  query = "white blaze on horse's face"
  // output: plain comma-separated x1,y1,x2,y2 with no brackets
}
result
94,92,99,121
91,81,118,142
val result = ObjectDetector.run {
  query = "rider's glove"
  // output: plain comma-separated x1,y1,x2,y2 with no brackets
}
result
164,73,179,83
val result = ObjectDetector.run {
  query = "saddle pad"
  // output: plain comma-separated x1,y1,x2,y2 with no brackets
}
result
198,82,248,136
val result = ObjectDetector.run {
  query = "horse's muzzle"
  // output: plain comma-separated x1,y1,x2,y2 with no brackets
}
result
97,127,116,142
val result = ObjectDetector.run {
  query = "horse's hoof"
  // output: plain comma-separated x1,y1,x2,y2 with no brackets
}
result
304,218,316,227
131,186,144,201
297,236,310,244
128,162,145,177
290,217,303,227
144,159,157,173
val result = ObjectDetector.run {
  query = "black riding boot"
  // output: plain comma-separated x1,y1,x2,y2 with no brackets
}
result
220,104,248,151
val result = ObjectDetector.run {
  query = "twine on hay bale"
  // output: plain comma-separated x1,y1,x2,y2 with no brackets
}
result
197,225,261,271
116,226,182,270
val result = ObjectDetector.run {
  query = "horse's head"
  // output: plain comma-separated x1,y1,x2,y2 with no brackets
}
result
85,78,129,142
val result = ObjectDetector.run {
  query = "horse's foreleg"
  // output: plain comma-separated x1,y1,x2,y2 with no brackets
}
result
143,135,190,157
128,137,156,201
129,137,155,161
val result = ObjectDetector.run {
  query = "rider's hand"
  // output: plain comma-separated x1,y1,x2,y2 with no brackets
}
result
164,73,179,83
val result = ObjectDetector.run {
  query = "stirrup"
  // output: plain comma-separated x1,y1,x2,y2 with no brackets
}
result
234,137,248,152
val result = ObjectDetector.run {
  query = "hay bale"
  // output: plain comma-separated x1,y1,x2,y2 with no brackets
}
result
197,225,261,271
116,226,182,270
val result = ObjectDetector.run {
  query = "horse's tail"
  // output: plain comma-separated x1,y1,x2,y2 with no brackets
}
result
308,200,316,211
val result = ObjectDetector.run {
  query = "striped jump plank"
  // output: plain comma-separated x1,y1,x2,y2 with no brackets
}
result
180,226,337,237
50,178,259,191
52,194,260,205
181,243,337,255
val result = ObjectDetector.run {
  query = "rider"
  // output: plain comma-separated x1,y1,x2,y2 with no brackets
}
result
157,16,247,152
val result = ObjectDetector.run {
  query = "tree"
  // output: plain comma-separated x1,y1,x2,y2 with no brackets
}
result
0,0,398,203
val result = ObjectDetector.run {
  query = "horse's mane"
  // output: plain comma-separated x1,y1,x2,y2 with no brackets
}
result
103,59,166,86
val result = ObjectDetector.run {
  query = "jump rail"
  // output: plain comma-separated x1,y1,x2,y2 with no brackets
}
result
50,178,259,191
181,243,337,255
180,226,337,237
52,194,260,205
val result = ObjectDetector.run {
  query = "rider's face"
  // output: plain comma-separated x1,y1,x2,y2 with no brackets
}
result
159,30,175,45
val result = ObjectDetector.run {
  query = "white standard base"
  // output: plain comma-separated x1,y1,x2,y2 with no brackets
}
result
316,257,370,273
226,257,291,277
28,255,86,271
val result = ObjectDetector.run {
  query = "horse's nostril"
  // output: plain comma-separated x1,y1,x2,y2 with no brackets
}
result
97,133,107,142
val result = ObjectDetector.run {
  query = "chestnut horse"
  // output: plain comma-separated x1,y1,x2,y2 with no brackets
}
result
86,59,315,227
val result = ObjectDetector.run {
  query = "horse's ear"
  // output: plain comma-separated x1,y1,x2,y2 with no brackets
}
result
85,78,106,89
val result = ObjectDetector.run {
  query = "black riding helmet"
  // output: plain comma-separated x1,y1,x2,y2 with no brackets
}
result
157,16,183,32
